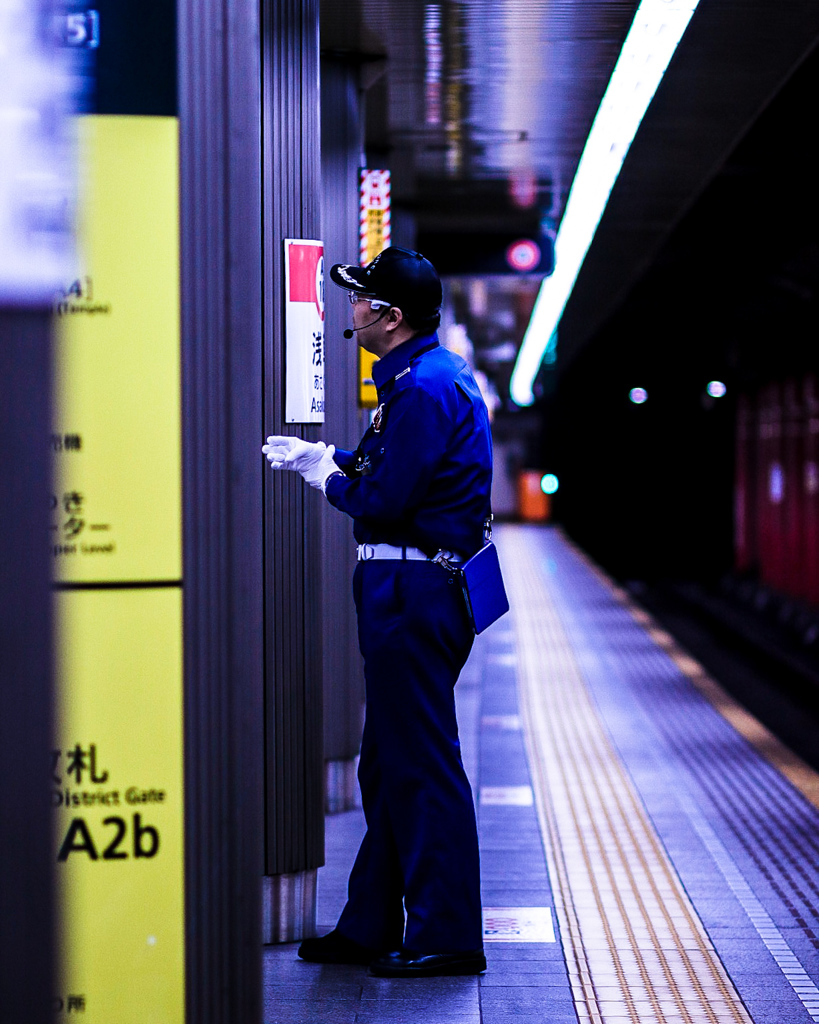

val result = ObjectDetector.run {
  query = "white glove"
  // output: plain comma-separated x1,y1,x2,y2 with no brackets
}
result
262,435,342,492
262,435,326,473
302,444,343,491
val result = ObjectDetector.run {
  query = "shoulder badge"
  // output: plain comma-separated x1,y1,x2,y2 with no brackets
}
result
372,402,385,433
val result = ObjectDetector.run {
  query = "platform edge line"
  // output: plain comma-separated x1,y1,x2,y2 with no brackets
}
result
556,527,819,813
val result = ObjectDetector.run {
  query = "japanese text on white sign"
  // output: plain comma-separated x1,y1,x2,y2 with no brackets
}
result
284,239,325,423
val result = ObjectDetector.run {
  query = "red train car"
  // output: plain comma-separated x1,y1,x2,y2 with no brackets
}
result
804,375,819,606
736,374,819,608
734,394,756,573
756,383,785,591
782,378,805,598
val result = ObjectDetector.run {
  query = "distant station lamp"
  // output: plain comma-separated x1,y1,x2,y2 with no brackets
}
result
510,0,702,407
506,239,542,273
629,387,648,405
541,474,559,495
707,380,727,398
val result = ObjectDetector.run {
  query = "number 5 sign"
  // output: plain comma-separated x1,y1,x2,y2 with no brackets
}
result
284,239,325,423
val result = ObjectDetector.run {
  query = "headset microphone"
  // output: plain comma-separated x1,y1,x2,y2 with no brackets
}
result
343,307,389,339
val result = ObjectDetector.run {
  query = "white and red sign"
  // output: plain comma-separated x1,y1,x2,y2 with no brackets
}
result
359,169,391,266
284,239,325,423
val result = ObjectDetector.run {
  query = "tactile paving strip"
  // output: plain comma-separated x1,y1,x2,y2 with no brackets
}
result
550,534,819,1022
501,528,753,1024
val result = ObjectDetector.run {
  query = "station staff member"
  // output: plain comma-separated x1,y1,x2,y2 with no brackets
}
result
263,247,492,978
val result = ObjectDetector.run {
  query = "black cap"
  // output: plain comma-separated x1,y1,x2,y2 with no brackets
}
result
330,247,443,321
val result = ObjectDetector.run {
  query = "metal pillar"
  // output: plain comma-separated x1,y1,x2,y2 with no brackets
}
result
261,0,325,941
0,308,55,1024
178,0,265,1018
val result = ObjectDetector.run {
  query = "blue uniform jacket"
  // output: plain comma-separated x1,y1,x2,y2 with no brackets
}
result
325,332,493,558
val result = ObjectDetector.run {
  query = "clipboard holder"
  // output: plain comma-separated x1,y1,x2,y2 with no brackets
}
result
434,516,509,635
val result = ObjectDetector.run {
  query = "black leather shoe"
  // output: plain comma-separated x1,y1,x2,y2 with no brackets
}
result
298,929,380,965
369,949,487,977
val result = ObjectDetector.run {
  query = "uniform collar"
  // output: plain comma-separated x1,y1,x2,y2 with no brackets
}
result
372,332,439,390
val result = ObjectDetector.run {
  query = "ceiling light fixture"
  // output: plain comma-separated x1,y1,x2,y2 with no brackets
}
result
510,0,702,407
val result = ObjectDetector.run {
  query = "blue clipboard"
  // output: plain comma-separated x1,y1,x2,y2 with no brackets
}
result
458,541,509,634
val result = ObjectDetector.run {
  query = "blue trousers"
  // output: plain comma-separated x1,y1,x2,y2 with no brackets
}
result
336,559,483,953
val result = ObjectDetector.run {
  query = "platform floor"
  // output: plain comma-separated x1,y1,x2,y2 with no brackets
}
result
263,525,819,1023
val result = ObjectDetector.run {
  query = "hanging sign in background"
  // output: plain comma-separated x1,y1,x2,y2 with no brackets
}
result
284,238,325,423
359,168,391,265
358,169,391,409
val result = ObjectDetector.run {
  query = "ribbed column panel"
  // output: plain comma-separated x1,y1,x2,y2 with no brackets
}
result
261,0,325,876
178,0,265,1019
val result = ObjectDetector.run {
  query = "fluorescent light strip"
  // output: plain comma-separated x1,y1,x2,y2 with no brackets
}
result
510,0,701,407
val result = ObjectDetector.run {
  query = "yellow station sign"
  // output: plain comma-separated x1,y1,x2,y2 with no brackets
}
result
53,114,185,1024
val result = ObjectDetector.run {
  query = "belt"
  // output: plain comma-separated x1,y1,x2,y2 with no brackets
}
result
357,543,461,563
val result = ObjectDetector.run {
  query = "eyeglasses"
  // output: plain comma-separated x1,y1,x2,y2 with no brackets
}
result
348,292,391,310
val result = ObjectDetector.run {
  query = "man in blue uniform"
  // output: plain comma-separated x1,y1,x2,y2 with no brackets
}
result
263,247,492,977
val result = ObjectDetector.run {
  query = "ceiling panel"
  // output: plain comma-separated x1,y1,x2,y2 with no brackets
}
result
559,0,819,369
329,0,639,233
322,0,819,387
